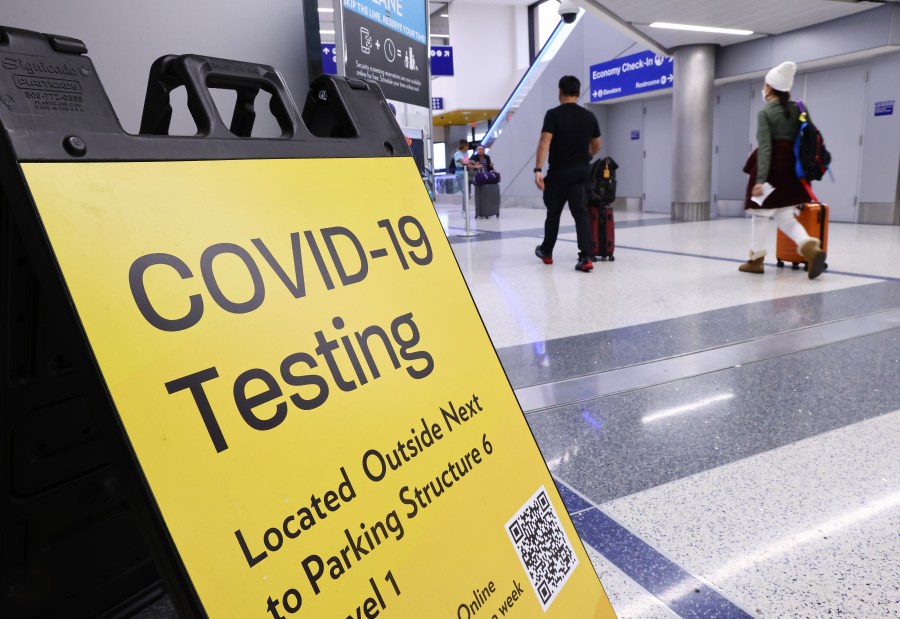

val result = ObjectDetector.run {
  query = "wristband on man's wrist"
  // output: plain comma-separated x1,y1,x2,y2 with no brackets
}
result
533,168,542,173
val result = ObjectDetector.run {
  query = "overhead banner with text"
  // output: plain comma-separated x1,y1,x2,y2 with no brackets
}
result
342,0,429,107
590,50,674,103
23,156,616,618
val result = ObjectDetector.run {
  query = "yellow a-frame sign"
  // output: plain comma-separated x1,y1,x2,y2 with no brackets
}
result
1,30,617,619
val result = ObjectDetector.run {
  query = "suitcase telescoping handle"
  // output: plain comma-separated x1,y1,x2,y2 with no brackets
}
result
139,54,304,139
797,202,827,225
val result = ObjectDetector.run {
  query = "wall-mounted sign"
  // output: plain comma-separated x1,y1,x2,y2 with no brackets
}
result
321,44,338,75
342,0,429,107
430,45,454,76
431,97,444,110
590,50,674,103
630,130,640,140
875,100,894,117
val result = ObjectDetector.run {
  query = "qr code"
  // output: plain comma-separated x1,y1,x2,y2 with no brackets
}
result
506,486,578,611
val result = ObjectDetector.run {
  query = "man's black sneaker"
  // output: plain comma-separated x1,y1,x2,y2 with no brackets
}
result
535,246,553,264
575,256,593,272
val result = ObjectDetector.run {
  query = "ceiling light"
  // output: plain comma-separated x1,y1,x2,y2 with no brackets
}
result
649,22,753,36
318,7,334,12
440,13,449,17
430,34,450,38
320,29,336,35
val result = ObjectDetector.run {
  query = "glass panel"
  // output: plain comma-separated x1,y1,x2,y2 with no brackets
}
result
430,2,450,46
535,1,560,55
433,142,447,170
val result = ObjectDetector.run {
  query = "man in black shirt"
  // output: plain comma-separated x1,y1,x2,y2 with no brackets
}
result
533,75,602,272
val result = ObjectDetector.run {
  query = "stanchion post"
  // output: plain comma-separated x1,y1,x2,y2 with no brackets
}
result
457,165,480,237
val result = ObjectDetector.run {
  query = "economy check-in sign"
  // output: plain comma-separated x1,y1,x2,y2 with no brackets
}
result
590,50,674,103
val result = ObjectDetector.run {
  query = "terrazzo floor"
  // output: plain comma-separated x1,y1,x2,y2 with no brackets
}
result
441,202,900,618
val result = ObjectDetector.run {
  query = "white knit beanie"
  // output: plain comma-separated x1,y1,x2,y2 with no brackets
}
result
765,61,796,92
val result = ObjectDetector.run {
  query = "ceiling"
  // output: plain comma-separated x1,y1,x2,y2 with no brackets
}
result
434,0,886,49
580,0,886,50
432,109,499,126
329,1,890,124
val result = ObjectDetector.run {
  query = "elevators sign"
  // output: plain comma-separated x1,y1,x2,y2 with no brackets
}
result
341,0,429,108
22,157,616,618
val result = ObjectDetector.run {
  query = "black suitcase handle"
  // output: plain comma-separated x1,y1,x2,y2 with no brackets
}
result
140,54,304,138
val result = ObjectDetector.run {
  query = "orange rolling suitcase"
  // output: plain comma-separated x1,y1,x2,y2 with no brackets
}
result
776,202,829,271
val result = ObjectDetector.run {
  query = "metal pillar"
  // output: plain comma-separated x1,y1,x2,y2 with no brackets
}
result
671,45,716,222
457,167,480,237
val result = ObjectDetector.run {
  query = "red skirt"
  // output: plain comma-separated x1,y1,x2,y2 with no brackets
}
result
743,140,811,210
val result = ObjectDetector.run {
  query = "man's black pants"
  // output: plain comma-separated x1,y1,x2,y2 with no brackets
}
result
540,164,592,258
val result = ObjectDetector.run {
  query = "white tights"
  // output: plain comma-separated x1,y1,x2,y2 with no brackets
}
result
749,206,813,258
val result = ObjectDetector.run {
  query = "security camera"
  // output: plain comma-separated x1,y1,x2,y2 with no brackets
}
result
558,0,579,24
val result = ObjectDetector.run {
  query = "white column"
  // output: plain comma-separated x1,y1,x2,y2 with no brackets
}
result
671,44,716,222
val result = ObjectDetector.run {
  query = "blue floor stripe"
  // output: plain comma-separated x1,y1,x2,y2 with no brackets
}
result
555,480,753,619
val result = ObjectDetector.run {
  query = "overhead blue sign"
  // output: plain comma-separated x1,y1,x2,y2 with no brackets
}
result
875,100,894,117
321,43,337,75
343,0,427,45
590,50,674,103
430,45,454,76
431,97,444,110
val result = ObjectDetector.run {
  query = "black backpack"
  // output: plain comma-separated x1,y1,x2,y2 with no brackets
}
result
794,101,832,182
589,156,618,205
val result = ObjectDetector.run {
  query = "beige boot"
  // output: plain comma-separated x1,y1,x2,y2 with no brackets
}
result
738,249,766,274
798,239,826,279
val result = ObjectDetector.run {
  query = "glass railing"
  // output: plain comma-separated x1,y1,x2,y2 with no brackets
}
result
480,10,583,149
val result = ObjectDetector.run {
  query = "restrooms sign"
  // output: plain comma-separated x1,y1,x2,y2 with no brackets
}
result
589,50,674,103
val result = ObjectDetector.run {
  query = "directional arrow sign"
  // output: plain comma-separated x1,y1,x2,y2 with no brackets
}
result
589,50,675,103
431,45,454,76
321,44,338,75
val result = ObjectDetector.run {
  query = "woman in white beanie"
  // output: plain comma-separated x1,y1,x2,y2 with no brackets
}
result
739,61,826,279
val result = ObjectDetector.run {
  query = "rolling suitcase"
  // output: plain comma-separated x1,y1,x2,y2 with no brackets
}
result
475,183,500,218
776,202,829,271
589,203,615,260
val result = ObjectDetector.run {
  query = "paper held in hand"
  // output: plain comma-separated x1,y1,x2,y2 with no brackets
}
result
752,182,775,206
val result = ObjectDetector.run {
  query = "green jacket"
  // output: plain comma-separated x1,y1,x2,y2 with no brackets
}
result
756,100,802,184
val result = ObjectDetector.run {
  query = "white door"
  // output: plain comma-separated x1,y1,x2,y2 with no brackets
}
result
802,65,867,222
642,97,673,214
716,82,753,204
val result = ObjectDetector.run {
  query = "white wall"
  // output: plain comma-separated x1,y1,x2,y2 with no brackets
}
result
602,100,644,199
860,52,900,217
2,0,310,134
430,2,522,113
488,12,640,206
709,56,900,223
490,6,900,221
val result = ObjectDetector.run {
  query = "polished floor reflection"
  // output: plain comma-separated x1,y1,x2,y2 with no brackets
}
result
440,202,900,619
